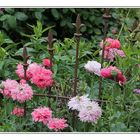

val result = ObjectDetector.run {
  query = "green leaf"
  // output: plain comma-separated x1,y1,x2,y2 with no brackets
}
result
51,9,59,19
5,9,15,14
35,12,42,20
89,16,95,22
70,8,76,13
93,28,101,35
42,25,55,33
0,47,7,60
0,32,4,46
0,15,8,21
62,9,68,14
4,39,14,44
7,15,17,29
60,20,66,27
15,12,28,21
111,122,127,132
15,47,36,56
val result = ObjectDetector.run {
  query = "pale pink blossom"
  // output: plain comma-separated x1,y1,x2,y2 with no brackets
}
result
84,60,101,76
115,49,126,57
78,101,102,123
27,63,41,78
16,63,44,80
47,118,68,131
0,79,33,103
11,107,24,117
16,64,32,80
31,107,52,125
68,95,91,111
134,89,140,94
100,48,125,61
20,79,26,84
0,79,19,98
10,82,33,103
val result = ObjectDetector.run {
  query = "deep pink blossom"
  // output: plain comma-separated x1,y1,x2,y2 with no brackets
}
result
100,38,120,50
31,107,52,125
43,58,52,67
100,66,126,85
11,107,24,117
47,118,68,131
31,67,53,88
16,62,53,88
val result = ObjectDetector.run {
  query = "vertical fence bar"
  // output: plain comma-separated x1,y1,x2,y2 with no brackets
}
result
47,30,56,95
22,46,30,117
72,14,84,129
73,14,84,96
47,30,56,71
47,30,56,108
98,9,111,100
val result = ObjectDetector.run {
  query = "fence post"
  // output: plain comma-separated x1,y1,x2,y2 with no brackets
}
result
47,30,56,107
22,46,30,117
72,14,84,129
73,14,84,96
98,8,111,100
47,30,56,72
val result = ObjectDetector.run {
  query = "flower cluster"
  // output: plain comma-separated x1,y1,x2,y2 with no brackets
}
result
100,38,125,61
84,60,126,85
68,95,102,123
0,79,33,103
11,107,24,117
100,66,126,85
16,62,53,88
84,60,101,76
31,106,68,131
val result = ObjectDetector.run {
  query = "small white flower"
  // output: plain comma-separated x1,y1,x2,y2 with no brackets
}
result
84,60,101,76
